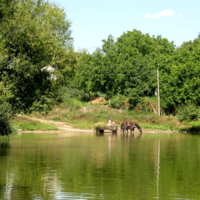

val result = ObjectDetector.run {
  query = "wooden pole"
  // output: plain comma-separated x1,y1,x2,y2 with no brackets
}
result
157,66,161,116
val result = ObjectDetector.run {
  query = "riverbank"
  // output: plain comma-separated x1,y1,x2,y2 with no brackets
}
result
12,97,199,133
15,115,177,134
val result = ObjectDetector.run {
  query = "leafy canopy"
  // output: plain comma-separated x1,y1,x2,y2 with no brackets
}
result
71,30,175,107
0,0,76,113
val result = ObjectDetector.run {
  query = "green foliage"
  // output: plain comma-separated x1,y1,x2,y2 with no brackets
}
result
161,62,200,113
169,124,174,131
2,0,200,116
96,92,108,100
110,94,130,110
140,124,171,130
182,121,200,132
71,30,175,109
160,38,200,113
0,0,76,113
58,87,91,102
0,0,15,22
59,87,84,99
177,103,200,122
0,101,15,135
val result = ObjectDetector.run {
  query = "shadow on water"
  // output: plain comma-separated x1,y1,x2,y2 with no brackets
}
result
96,132,104,136
188,132,200,135
95,130,118,137
179,130,200,135
0,136,10,156
95,131,142,141
0,185,4,191
178,125,200,135
0,184,30,191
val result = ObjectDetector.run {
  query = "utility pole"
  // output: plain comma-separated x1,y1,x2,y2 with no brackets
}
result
157,66,161,116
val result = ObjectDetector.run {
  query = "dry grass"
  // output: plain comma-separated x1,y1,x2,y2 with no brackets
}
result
88,97,107,104
93,122,108,130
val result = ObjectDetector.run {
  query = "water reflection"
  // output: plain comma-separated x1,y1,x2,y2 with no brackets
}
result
120,132,142,139
0,136,10,156
0,133,200,199
156,139,160,199
95,132,104,136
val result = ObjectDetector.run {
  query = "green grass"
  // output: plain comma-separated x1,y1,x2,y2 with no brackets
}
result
13,116,58,131
52,117,60,121
140,124,172,130
28,99,170,130
26,97,196,132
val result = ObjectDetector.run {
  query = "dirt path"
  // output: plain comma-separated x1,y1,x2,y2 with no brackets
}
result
17,115,93,133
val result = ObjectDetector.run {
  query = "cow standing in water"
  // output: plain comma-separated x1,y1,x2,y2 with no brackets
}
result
121,122,142,135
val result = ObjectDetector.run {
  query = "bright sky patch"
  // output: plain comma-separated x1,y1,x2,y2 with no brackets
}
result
145,9,175,19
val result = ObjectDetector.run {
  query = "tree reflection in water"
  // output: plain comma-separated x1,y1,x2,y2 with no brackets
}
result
0,136,10,156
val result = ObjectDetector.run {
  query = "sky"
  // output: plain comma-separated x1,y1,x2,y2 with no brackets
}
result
54,0,200,53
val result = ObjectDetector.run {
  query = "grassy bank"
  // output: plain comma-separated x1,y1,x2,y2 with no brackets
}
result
13,116,58,131
23,97,197,132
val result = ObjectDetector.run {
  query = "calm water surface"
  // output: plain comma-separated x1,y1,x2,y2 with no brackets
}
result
1,132,200,200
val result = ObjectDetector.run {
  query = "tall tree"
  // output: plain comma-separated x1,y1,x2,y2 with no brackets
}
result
72,30,175,107
160,38,200,113
0,0,76,112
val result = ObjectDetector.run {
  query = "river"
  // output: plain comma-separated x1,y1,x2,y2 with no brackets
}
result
0,132,200,200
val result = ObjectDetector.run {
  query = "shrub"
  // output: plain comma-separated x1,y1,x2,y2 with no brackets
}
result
125,88,141,108
96,92,108,100
57,87,91,102
0,101,15,135
177,103,200,122
110,94,130,110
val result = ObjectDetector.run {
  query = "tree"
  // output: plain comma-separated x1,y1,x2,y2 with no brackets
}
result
72,30,175,107
160,38,200,113
0,0,15,21
0,101,14,135
0,0,76,113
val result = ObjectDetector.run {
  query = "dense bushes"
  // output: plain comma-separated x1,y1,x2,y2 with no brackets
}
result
70,31,200,115
110,94,130,110
1,0,200,116
177,103,200,122
0,0,75,113
0,102,15,135
57,87,92,103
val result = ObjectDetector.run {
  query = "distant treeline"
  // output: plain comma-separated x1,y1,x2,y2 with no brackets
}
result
1,0,200,118
70,31,200,114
